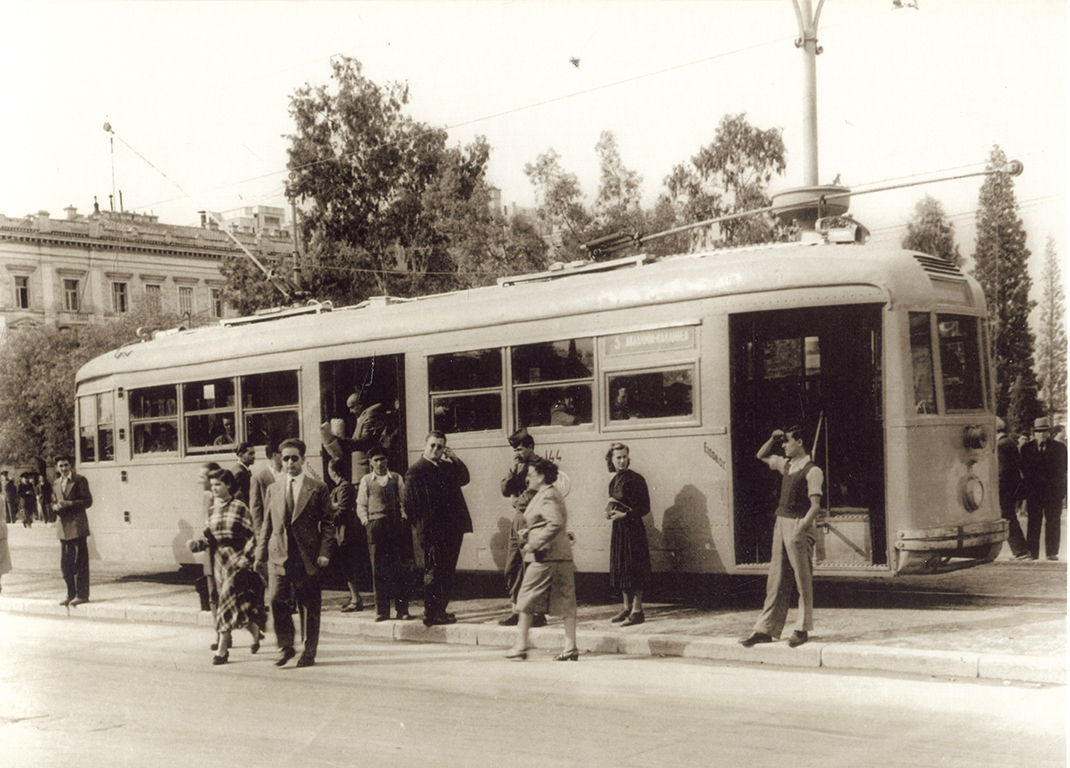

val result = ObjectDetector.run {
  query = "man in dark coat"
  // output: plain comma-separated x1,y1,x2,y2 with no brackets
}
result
231,442,255,506
996,418,1029,559
52,456,93,606
1019,417,1068,561
403,431,472,626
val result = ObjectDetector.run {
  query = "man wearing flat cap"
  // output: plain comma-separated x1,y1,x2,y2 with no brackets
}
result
1019,417,1068,560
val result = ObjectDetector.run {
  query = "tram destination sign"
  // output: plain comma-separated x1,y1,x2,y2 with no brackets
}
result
605,325,696,356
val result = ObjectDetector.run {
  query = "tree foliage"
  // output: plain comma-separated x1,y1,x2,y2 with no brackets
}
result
971,145,1036,417
593,131,644,233
1036,235,1067,416
0,303,186,465
902,195,963,266
659,113,787,249
524,148,592,260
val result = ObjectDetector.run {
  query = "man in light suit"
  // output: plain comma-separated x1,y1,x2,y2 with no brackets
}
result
255,438,335,668
52,456,93,607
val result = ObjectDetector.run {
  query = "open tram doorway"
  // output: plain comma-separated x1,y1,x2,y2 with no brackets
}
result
730,305,886,568
319,354,407,488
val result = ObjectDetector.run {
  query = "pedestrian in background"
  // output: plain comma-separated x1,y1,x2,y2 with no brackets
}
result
605,442,651,627
996,417,1029,559
499,428,546,628
1020,417,1068,561
327,457,365,613
52,456,93,607
741,426,823,649
357,446,411,621
187,468,265,665
232,442,255,506
0,505,11,594
506,457,579,661
18,474,35,527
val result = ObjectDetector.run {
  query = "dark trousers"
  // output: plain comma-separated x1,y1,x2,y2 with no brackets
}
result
1000,496,1029,557
60,537,90,600
504,511,525,606
367,518,410,617
267,564,322,659
423,528,465,618
1025,496,1064,559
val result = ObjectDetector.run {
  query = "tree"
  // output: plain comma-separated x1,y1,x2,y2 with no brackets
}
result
659,113,787,250
1036,235,1067,416
902,195,963,266
276,55,498,309
1007,372,1044,438
971,144,1036,417
593,131,643,233
0,302,185,464
524,148,592,261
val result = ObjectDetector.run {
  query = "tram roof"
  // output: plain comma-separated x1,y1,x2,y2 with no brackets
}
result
76,239,984,386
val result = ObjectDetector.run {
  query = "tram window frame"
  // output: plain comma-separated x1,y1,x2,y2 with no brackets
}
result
604,364,698,428
909,312,937,415
936,314,985,413
129,384,180,455
183,377,238,453
77,395,95,463
428,348,504,435
511,338,595,430
241,370,301,448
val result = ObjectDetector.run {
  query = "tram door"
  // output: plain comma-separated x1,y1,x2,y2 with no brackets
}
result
730,305,886,567
319,354,407,487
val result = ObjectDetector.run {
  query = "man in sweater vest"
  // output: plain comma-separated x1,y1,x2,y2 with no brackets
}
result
740,425,824,649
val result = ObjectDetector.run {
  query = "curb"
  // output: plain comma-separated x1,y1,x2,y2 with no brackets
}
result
2,597,1063,686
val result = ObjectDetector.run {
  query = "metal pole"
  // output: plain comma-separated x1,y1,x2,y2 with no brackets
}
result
793,0,825,187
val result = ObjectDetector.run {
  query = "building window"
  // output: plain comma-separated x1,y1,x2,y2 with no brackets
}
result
145,284,162,312
210,288,223,318
112,282,128,313
179,286,193,315
64,279,80,312
14,276,29,309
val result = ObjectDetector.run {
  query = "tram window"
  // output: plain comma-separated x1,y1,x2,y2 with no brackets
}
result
184,378,237,451
512,338,593,429
130,385,179,454
429,349,502,392
432,393,502,434
607,368,694,422
243,371,299,409
512,339,594,384
938,314,984,411
242,371,300,446
78,396,95,463
96,392,114,461
516,385,592,428
245,411,301,447
909,313,937,414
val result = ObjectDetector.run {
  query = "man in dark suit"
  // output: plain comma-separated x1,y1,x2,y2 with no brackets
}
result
1019,417,1068,561
231,441,255,506
996,417,1029,559
255,438,336,668
52,456,93,606
403,431,472,626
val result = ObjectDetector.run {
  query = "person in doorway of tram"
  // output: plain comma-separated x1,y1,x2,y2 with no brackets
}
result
996,418,1029,560
605,442,651,627
1019,417,1068,561
740,426,824,649
356,446,412,621
327,457,366,613
498,428,546,628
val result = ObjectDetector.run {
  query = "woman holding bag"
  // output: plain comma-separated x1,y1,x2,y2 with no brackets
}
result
506,458,579,662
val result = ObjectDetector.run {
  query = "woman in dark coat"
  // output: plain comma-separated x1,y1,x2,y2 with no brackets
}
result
605,442,651,626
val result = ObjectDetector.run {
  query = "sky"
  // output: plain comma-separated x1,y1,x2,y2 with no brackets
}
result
1,0,1066,278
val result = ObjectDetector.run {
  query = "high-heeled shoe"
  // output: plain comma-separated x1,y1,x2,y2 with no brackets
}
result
212,652,229,665
504,647,528,661
250,631,261,655
554,648,580,661
610,608,631,623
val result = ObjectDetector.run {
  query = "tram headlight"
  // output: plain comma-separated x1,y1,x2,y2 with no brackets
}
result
960,474,985,512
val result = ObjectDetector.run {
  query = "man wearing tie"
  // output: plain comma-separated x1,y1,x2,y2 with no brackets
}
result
255,438,336,667
1020,417,1068,561
52,456,93,606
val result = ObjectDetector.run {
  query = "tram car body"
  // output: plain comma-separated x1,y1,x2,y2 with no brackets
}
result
74,235,1006,576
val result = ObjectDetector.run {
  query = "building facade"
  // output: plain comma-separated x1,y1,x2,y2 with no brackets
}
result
0,204,293,340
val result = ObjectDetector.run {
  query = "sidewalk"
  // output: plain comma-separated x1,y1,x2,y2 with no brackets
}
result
1,525,1064,685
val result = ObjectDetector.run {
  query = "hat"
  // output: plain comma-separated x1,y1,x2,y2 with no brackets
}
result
996,417,1006,431
1033,417,1051,432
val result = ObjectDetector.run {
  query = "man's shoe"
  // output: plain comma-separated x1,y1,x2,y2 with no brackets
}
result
610,608,631,623
423,614,457,627
59,597,72,607
1046,555,1059,561
69,598,88,607
739,632,774,647
1014,553,1035,561
295,654,315,668
275,647,296,667
621,611,645,627
531,614,547,628
498,613,520,626
374,614,389,622
396,612,413,621
788,631,809,648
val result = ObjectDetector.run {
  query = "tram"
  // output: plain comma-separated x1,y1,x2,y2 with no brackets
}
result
72,214,1006,577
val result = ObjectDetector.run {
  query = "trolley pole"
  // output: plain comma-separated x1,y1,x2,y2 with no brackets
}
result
792,0,824,187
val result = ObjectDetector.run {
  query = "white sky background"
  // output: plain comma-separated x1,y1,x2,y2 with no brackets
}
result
1,0,1065,279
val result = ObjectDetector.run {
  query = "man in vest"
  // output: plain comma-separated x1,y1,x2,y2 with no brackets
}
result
740,425,823,649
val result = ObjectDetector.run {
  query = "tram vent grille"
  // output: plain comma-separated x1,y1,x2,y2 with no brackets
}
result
913,253,964,278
